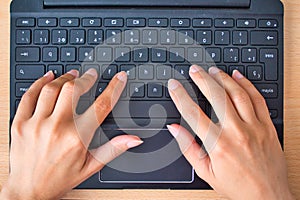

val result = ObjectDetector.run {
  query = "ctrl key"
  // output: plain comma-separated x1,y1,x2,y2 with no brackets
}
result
16,82,33,97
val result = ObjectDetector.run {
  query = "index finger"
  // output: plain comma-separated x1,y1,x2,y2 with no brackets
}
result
76,71,127,146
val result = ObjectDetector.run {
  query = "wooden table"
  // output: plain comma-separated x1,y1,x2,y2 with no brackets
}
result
0,0,299,199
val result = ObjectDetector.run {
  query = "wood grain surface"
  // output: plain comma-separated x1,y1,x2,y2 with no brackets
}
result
0,0,299,199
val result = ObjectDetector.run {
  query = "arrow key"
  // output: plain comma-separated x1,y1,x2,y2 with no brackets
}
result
38,18,57,27
60,18,79,27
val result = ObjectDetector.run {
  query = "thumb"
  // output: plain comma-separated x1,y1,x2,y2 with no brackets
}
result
81,135,143,179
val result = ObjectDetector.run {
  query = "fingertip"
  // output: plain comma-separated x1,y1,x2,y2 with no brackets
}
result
67,69,79,78
116,71,128,82
189,65,202,74
85,68,98,78
43,70,54,79
232,70,244,79
168,79,180,91
167,124,180,138
208,66,221,75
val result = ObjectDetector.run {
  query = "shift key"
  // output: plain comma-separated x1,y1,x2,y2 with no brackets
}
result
16,47,40,62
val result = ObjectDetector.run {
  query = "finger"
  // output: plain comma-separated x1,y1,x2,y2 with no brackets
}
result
34,70,79,118
53,68,98,118
232,70,270,123
189,65,240,124
208,67,256,123
81,135,143,180
15,71,54,121
167,79,216,143
77,71,127,145
167,124,212,183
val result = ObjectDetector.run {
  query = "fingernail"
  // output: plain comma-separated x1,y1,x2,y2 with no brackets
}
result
208,67,221,75
85,68,98,77
44,71,53,77
117,71,127,82
168,79,179,90
233,70,244,79
167,125,179,138
67,70,79,78
127,139,144,148
189,65,202,73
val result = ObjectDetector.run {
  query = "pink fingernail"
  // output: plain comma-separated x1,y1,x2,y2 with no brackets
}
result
67,70,79,78
233,70,244,79
208,67,220,75
189,65,201,73
117,71,127,82
168,79,179,90
44,71,53,77
85,68,98,77
167,125,179,138
127,140,144,148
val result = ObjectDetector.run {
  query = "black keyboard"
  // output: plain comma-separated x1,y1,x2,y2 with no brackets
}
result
10,0,284,189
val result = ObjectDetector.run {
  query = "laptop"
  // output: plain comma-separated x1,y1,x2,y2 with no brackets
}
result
10,0,284,189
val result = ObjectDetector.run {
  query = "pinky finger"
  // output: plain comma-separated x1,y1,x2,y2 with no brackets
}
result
15,71,54,121
167,124,212,183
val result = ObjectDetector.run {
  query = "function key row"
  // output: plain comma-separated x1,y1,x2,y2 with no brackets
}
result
16,18,279,28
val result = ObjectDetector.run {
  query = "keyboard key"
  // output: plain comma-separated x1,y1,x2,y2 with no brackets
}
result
130,83,145,98
120,64,136,80
106,29,122,44
187,48,203,63
34,30,49,45
82,18,101,27
157,65,172,80
192,18,212,28
160,30,176,45
127,18,146,27
124,30,140,45
215,19,234,28
60,18,79,27
16,65,45,80
96,83,108,97
52,29,67,45
254,84,278,98
196,30,212,45
215,31,230,45
229,65,245,75
178,30,194,45
232,31,248,45
38,18,57,27
259,19,278,28
151,48,167,62
133,48,149,62
206,48,221,63
88,30,103,45
170,47,185,63
224,48,239,63
42,47,58,62
83,64,100,73
104,18,124,27
139,64,154,80
48,65,63,77
16,30,31,44
148,83,163,98
237,19,256,28
115,47,131,62
148,18,168,27
16,82,32,97
70,30,85,45
171,18,190,27
142,30,158,45
247,65,263,81
250,31,278,46
61,47,76,62
97,47,112,62
102,64,117,80
79,47,94,62
174,65,190,80
260,49,278,81
16,47,40,62
242,48,257,63
16,18,35,27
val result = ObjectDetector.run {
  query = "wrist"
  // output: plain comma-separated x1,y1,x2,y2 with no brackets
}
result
0,182,34,200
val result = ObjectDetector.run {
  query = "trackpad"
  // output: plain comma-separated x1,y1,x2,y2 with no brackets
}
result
98,129,194,183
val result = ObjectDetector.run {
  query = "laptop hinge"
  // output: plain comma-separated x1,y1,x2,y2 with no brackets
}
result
43,0,251,8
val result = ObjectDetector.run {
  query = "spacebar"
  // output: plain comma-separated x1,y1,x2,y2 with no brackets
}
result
108,100,180,118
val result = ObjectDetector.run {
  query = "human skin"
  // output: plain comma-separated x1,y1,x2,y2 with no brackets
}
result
0,65,295,200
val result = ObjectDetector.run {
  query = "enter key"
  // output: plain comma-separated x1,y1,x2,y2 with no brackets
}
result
260,49,278,81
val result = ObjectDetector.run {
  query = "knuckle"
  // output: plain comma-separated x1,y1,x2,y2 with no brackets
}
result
94,96,112,114
62,81,75,94
11,121,23,137
252,93,266,105
218,71,230,81
231,90,250,104
42,83,60,95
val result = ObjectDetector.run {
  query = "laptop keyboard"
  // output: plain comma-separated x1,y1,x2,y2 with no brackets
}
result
15,17,279,120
